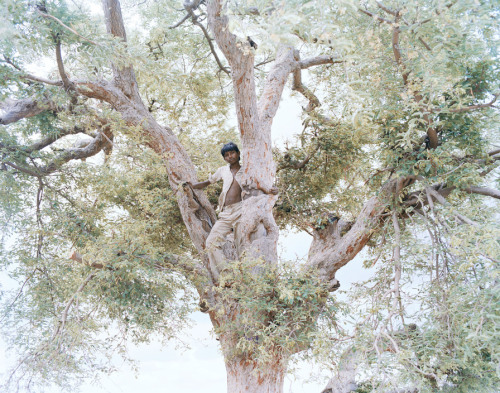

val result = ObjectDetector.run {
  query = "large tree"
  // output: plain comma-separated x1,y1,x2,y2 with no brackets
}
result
0,0,499,392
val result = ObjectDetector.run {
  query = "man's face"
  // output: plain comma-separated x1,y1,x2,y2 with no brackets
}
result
223,150,240,164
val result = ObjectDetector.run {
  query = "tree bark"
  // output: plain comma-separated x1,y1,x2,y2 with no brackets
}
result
225,357,287,393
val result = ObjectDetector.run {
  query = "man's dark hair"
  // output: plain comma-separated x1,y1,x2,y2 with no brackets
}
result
221,142,240,157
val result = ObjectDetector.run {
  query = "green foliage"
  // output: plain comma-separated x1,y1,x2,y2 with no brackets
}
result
0,0,499,391
317,201,500,392
211,258,337,365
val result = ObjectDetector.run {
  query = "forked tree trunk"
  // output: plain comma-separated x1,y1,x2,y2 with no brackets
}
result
93,2,381,392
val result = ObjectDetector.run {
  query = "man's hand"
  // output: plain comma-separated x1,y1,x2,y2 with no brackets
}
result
256,185,279,195
269,186,279,195
181,181,192,188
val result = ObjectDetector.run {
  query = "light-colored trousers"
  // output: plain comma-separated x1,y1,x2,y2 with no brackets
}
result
205,202,242,279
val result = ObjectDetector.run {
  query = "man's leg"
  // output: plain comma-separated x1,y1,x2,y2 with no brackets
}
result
205,210,233,280
231,203,243,257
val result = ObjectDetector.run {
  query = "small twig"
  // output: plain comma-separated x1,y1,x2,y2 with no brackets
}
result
432,93,499,113
391,211,405,326
185,3,230,75
375,1,398,16
169,12,191,29
51,272,95,340
1,57,63,86
358,8,393,24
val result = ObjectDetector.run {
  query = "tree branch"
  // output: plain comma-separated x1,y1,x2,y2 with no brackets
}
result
69,249,210,281
299,55,343,69
51,272,95,340
258,46,296,128
292,52,321,112
358,8,393,24
185,4,230,75
0,97,58,125
206,0,248,65
1,57,63,86
1,126,112,177
101,0,142,103
464,186,500,200
431,93,499,113
54,39,74,92
36,9,100,46
169,13,191,29
277,143,321,172
306,177,416,290
376,1,398,16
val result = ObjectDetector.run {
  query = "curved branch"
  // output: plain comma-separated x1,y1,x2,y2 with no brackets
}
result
55,39,74,92
1,127,112,177
306,177,417,291
38,128,112,175
277,143,321,172
292,54,343,112
292,52,321,112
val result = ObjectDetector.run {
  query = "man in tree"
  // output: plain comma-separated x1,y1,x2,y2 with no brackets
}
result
1,0,499,391
186,142,244,281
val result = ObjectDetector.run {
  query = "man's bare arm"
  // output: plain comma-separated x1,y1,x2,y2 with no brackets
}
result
185,180,211,190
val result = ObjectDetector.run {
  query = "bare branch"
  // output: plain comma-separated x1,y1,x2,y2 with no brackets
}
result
292,51,321,112
36,9,100,46
185,5,230,75
376,1,398,16
298,55,343,69
169,13,191,29
54,39,74,92
464,186,500,200
51,272,95,340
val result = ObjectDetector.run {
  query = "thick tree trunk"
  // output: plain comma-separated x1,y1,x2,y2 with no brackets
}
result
225,357,287,393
